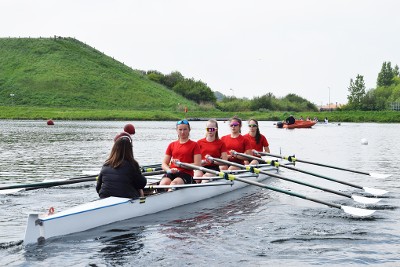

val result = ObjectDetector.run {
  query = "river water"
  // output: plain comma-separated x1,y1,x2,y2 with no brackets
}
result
0,120,399,266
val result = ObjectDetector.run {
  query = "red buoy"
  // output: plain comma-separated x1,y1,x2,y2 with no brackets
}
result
124,123,135,135
47,119,54,125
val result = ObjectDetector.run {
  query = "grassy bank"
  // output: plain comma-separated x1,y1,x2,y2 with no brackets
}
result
1,106,400,122
0,37,199,111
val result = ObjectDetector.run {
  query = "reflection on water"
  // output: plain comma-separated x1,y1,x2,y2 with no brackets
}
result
96,227,145,266
160,192,267,241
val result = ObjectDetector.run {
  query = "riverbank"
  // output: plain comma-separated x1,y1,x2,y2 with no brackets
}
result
1,105,400,122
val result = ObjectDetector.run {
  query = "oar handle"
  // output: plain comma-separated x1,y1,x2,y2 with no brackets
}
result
176,162,237,181
143,170,166,176
206,156,245,169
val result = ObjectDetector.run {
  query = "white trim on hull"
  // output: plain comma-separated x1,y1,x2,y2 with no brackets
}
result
24,171,273,245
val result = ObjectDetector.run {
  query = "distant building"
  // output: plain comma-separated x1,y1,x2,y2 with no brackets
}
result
319,103,342,111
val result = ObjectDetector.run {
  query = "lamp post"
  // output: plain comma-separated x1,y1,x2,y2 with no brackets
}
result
328,87,331,111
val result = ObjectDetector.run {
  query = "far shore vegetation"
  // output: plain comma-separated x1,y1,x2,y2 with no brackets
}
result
1,37,399,122
2,105,400,123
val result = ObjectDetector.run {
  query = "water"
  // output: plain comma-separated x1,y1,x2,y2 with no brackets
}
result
0,120,399,266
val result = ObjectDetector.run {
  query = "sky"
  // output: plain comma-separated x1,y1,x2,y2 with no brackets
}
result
1,0,400,106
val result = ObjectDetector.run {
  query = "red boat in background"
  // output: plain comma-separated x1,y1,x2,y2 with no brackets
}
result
276,120,316,129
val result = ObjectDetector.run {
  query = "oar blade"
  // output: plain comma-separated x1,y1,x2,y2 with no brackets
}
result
341,206,376,217
351,195,381,204
363,187,388,196
369,172,391,179
0,188,24,195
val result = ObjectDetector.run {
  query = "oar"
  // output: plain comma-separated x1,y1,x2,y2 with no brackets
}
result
206,156,381,205
83,166,163,176
176,161,376,217
194,173,258,181
258,152,391,179
146,181,234,190
0,176,97,191
0,170,166,194
235,152,388,197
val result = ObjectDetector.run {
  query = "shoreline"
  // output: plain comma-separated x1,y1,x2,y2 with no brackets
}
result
1,105,400,122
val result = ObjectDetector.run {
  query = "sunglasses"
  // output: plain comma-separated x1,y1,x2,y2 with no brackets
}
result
230,123,240,127
248,124,258,128
176,120,189,125
206,127,217,132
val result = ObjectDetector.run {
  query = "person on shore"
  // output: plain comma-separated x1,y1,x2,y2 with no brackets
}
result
324,117,329,124
244,119,270,165
194,119,228,182
160,119,201,189
285,115,295,125
96,132,147,199
221,116,252,170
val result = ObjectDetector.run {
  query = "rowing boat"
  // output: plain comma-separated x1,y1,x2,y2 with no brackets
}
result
23,167,277,245
276,120,316,129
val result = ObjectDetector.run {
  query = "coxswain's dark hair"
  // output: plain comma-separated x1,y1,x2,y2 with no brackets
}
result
105,136,139,170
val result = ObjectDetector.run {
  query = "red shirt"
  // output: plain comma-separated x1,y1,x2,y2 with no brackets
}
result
244,133,269,153
165,140,201,176
221,134,252,164
197,138,228,167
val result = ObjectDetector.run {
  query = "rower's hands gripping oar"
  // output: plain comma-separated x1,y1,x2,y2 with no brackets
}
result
177,161,376,217
258,152,391,179
236,151,387,197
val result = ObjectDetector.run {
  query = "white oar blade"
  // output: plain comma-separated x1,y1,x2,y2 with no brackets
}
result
43,178,69,182
82,171,98,175
341,206,376,217
369,172,391,179
352,195,381,204
363,187,388,196
0,188,24,195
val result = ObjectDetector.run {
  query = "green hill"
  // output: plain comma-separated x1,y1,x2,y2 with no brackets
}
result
0,37,199,111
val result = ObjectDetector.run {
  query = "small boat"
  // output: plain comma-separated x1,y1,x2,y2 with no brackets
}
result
23,167,277,245
276,120,316,129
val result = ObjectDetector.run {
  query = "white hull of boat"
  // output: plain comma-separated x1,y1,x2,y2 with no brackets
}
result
24,170,274,245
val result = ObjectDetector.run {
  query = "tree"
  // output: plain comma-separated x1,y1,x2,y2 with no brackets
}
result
377,61,395,87
161,71,184,88
172,78,216,104
347,74,366,110
394,65,400,77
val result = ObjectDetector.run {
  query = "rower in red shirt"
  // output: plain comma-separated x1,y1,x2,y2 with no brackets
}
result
221,116,252,170
160,119,201,190
194,119,228,183
244,118,270,165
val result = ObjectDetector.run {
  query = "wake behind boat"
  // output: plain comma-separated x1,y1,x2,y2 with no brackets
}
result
23,167,275,245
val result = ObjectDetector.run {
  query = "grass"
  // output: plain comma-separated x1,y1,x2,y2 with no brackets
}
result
0,37,199,111
1,105,400,122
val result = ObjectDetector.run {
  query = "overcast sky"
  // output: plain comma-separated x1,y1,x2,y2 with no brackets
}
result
1,0,399,105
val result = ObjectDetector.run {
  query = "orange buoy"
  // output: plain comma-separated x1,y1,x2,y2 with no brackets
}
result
47,119,54,125
124,123,135,135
